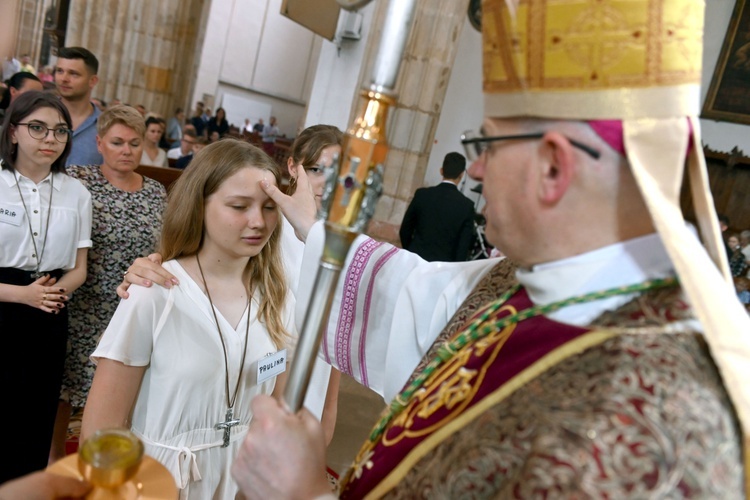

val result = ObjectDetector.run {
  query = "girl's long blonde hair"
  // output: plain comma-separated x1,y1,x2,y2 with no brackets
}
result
160,139,289,348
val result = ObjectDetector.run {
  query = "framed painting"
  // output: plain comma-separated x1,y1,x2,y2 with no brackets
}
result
702,0,750,125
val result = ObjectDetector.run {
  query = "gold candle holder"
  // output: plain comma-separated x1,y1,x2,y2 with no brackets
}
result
78,428,144,491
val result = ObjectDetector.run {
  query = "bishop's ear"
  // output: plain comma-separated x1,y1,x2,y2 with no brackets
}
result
537,131,576,205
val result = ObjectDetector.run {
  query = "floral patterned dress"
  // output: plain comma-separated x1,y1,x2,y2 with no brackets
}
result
62,165,167,407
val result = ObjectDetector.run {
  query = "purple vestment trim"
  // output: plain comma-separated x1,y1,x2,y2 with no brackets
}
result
358,246,399,385
332,239,384,376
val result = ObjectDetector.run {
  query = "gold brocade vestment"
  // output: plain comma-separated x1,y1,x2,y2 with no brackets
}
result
339,260,743,498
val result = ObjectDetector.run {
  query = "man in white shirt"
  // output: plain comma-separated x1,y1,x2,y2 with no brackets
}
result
166,129,197,160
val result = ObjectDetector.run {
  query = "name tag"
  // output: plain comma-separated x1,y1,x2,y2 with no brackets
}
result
256,349,287,384
0,207,22,226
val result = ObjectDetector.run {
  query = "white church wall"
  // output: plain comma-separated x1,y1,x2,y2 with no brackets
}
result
253,0,321,103
192,0,233,113
304,3,378,131
192,0,324,137
219,0,265,87
425,17,483,208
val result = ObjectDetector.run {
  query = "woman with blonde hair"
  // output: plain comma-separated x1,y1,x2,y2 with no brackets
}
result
51,104,167,461
82,139,293,499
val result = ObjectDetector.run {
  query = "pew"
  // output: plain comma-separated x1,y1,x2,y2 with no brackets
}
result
136,165,183,192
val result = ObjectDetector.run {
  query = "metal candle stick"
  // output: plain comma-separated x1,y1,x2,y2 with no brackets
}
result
283,0,418,412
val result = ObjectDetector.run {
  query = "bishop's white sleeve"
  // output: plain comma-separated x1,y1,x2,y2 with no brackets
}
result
296,221,497,402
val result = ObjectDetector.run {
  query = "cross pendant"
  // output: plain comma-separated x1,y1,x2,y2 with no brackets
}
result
215,407,240,447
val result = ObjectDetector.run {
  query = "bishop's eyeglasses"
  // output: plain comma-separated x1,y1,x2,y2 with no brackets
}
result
16,122,73,143
461,130,600,162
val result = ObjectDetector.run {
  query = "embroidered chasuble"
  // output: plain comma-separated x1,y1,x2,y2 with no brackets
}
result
339,277,743,498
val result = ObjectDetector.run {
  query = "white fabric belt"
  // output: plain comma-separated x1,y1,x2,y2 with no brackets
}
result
134,431,223,489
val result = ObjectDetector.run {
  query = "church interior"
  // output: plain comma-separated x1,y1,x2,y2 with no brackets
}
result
2,0,750,491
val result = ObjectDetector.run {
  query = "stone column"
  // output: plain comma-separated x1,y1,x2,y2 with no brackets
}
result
359,0,470,244
65,0,207,118
0,0,55,75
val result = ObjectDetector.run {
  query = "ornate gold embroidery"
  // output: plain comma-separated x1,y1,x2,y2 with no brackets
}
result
484,0,703,92
382,313,517,446
406,259,519,385
340,260,519,494
417,367,477,420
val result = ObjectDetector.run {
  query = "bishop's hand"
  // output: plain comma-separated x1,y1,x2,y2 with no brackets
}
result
260,165,318,243
231,395,331,499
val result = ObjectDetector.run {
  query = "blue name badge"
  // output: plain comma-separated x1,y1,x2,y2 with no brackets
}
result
256,349,287,384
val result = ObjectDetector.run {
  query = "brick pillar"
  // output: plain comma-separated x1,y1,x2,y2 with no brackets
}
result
360,0,470,245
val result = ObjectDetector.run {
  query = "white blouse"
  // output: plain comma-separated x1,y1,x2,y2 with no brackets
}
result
0,167,92,271
139,148,168,167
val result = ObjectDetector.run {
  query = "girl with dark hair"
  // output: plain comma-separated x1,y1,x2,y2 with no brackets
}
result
82,139,292,498
0,90,91,482
141,116,168,167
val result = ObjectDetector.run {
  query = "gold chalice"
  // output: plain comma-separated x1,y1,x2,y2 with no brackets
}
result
78,428,144,496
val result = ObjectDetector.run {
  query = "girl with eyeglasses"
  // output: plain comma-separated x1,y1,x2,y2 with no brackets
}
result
0,90,92,482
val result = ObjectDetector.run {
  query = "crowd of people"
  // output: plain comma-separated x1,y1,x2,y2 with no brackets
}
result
0,45,336,499
720,216,750,305
2,0,750,498
2,51,284,175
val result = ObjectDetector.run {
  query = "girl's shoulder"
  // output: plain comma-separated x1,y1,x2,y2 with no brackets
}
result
55,170,93,199
125,263,178,306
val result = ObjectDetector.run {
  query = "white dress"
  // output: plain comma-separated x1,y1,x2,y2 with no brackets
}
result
92,260,294,499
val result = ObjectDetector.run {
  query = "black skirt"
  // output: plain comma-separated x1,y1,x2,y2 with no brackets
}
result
0,268,68,483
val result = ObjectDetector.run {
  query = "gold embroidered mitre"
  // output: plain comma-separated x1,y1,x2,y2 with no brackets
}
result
482,0,704,119
481,1,750,496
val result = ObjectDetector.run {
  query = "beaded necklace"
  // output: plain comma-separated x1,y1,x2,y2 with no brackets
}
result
368,276,679,442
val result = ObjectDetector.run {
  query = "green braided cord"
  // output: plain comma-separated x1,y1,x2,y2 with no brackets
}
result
368,276,678,442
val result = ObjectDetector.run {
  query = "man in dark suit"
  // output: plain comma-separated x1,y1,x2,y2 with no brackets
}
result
399,152,476,261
